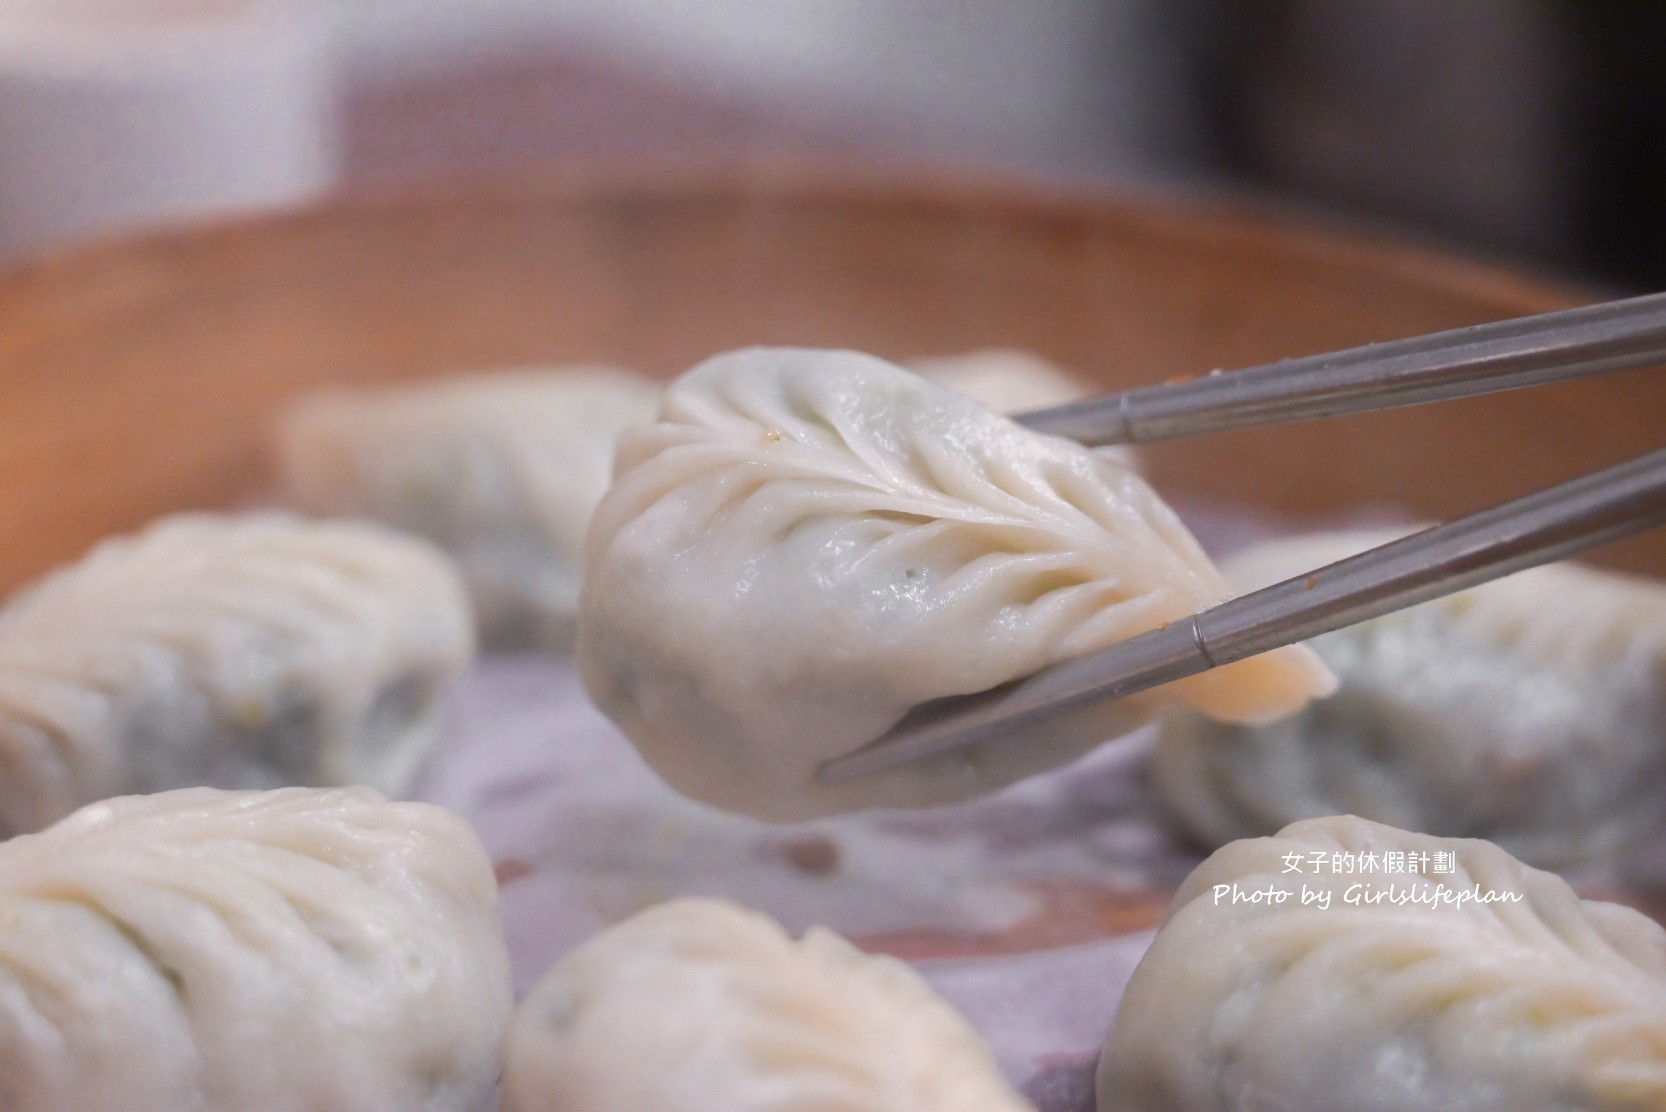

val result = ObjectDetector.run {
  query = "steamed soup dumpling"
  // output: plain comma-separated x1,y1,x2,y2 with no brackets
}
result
503,897,1032,1112
0,513,473,836
1099,814,1666,1112
0,785,512,1112
1152,529,1666,868
279,367,661,650
577,347,1333,820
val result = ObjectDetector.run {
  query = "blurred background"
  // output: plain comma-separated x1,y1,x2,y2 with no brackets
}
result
0,0,1660,291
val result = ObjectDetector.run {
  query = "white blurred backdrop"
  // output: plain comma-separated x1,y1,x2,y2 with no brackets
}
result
0,2,1660,288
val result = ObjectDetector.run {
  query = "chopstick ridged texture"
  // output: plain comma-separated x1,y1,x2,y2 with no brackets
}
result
820,446,1666,784
1017,291,1666,446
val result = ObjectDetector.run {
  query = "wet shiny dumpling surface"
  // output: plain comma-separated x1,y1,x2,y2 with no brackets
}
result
0,512,473,836
503,897,1033,1112
1099,814,1666,1112
279,368,660,651
576,347,1333,820
0,785,513,1112
1152,530,1666,868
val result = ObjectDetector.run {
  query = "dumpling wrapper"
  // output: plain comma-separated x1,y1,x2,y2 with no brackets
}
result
0,785,512,1112
577,347,1333,821
1152,529,1666,868
279,367,660,651
909,348,1139,471
502,897,1033,1112
0,512,474,836
1100,814,1666,1111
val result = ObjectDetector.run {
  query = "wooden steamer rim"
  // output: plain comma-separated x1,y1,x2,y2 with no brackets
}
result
0,166,1658,594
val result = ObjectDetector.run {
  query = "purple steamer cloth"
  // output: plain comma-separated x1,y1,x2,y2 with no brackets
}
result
414,656,1197,1110
405,502,1382,1110
411,503,1578,1109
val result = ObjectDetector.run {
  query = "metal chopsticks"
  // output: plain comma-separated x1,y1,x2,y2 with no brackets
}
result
1014,290,1666,445
820,447,1666,784
817,294,1666,786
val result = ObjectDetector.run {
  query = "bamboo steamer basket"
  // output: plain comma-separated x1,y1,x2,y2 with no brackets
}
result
0,168,1660,595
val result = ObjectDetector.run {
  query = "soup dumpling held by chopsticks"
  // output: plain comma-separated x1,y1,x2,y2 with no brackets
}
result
576,347,1334,821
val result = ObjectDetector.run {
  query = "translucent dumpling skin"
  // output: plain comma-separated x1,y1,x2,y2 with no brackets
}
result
576,347,1333,820
279,368,660,651
0,513,474,836
1099,815,1666,1112
502,897,1033,1112
1152,530,1666,868
0,786,513,1112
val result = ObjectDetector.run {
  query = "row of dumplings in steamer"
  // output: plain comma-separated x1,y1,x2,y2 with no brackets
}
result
0,349,1093,837
10,786,1662,1111
0,782,1039,1111
0,351,1097,1111
2,343,1663,1109
558,346,1666,1111
270,342,1666,870
286,343,1653,855
270,343,1666,865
